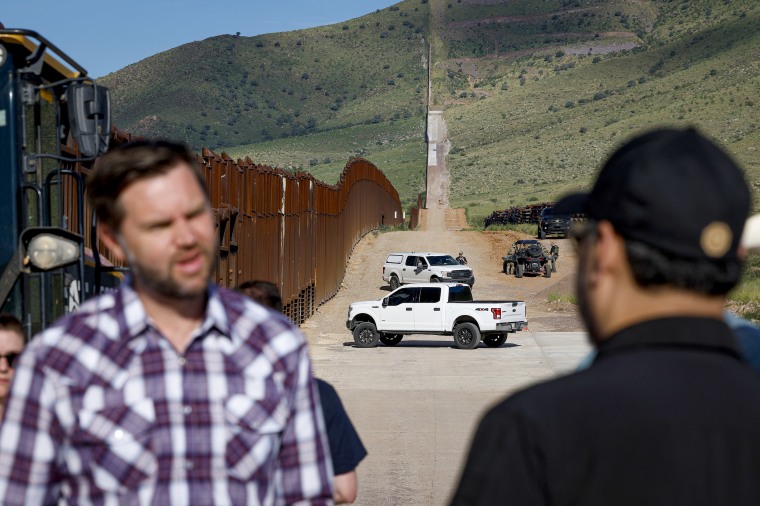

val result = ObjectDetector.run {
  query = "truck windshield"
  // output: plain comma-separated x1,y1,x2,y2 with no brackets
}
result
428,255,460,266
448,285,473,302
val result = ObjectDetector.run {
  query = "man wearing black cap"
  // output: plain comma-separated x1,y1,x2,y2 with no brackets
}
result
450,128,760,506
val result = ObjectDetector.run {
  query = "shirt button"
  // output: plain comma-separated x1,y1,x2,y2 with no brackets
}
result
113,429,124,440
183,405,192,416
178,357,186,367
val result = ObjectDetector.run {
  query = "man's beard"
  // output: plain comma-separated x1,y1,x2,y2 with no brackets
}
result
123,244,215,300
576,255,603,346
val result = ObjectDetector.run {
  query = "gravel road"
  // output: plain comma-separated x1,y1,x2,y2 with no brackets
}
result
297,106,588,505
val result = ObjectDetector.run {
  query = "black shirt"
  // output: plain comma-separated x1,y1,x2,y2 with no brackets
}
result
316,379,367,475
451,317,760,506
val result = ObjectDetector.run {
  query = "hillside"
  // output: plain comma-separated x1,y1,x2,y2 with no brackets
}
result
435,0,760,223
99,0,760,215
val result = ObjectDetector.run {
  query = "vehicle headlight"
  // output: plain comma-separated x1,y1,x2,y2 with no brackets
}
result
27,233,80,270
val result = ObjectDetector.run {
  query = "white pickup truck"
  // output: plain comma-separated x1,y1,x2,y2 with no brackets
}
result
346,283,527,350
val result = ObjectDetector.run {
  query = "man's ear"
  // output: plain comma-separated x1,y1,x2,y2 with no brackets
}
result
98,223,126,262
594,221,626,275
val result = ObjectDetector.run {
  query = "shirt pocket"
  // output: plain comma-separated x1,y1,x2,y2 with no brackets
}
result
72,397,157,493
224,393,289,482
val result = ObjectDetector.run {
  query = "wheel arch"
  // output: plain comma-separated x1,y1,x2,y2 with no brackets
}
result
453,315,479,329
351,313,377,328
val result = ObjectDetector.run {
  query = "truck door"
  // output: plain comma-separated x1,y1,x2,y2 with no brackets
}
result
381,287,419,331
404,255,429,283
413,286,444,332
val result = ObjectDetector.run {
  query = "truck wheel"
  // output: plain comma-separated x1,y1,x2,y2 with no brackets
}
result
389,275,400,291
516,263,524,278
502,261,508,274
453,322,480,350
380,333,403,346
353,322,380,348
544,266,552,278
483,333,507,348
430,276,440,283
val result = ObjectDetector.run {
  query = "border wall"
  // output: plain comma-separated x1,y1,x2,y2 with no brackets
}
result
62,129,403,324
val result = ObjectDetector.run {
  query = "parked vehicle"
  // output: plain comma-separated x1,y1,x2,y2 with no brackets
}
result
503,240,552,278
383,252,475,289
0,28,116,338
346,283,527,350
537,206,571,239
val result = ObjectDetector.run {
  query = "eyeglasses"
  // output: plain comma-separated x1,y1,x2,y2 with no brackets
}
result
0,352,20,368
569,220,598,252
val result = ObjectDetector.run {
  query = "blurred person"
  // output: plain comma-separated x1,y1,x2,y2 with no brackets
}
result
314,378,367,504
0,314,24,420
0,141,333,504
238,279,283,312
456,251,468,265
451,128,760,505
238,280,367,504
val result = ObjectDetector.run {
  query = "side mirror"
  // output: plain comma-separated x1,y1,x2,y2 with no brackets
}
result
382,297,389,307
66,83,111,157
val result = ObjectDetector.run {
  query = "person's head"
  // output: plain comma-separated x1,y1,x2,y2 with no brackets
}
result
0,314,24,403
238,280,283,312
459,251,464,256
556,128,750,342
88,140,216,301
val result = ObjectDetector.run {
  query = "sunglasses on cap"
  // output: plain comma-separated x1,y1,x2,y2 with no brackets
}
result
0,352,20,368
569,220,598,253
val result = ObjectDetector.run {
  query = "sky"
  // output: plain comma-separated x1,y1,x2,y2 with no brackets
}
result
2,0,400,78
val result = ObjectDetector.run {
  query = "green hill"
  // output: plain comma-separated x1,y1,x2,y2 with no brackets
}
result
436,0,760,224
99,0,760,214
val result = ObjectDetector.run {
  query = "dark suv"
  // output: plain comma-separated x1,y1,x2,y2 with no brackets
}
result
537,207,571,239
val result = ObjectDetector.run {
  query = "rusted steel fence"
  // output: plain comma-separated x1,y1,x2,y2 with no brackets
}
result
62,130,403,324
409,193,425,229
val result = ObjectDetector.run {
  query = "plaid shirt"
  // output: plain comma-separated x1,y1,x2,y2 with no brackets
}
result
0,282,334,505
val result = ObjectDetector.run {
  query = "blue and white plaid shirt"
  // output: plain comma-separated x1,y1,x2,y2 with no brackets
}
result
0,281,334,505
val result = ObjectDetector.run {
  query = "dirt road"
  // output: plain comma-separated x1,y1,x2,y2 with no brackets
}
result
299,106,586,504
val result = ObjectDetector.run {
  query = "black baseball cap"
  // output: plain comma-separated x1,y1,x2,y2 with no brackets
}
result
555,128,750,261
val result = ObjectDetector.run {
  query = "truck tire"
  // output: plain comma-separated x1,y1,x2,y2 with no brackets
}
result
516,263,524,278
453,322,480,350
544,266,552,278
389,275,400,291
380,333,403,346
353,322,380,348
483,333,507,348
430,276,440,283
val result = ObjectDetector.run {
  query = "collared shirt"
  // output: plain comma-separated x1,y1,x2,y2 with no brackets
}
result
452,317,760,506
0,281,334,505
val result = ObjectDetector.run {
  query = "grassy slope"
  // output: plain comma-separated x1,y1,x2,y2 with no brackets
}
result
438,0,760,226
100,1,429,150
225,118,427,207
100,0,760,219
